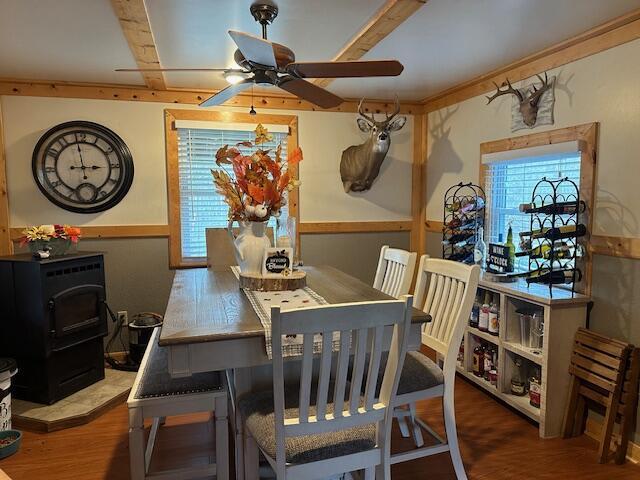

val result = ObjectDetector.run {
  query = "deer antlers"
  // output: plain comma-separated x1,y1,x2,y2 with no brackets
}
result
358,95,400,124
486,73,552,106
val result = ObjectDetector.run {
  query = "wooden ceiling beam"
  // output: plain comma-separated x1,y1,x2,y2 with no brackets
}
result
0,78,424,115
313,0,427,88
110,0,166,90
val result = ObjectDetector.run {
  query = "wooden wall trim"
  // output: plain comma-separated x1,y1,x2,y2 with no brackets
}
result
313,0,427,88
425,219,443,233
0,78,423,115
109,0,166,90
423,9,640,112
299,221,412,234
0,101,11,255
410,113,427,258
10,225,169,241
590,235,640,260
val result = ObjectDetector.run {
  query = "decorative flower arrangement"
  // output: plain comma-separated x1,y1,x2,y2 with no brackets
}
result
20,224,82,246
211,124,303,222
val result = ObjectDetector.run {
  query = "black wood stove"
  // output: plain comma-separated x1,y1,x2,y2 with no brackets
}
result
0,252,108,404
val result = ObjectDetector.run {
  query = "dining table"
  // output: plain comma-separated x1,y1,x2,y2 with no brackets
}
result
159,265,431,480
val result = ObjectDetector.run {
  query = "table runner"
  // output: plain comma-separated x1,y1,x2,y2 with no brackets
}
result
231,266,341,358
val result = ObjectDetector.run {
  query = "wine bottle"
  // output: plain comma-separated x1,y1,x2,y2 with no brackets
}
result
442,231,474,245
525,268,582,285
505,224,516,272
519,200,586,215
474,226,487,268
478,291,490,332
469,295,480,328
488,294,499,336
515,241,572,259
519,224,586,241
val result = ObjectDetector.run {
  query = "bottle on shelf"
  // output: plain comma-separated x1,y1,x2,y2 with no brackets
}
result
442,231,475,245
519,224,587,241
505,223,516,272
515,241,572,259
474,226,487,269
469,294,480,328
488,293,499,336
519,200,586,215
525,268,582,285
473,343,485,377
529,366,541,408
478,291,491,332
460,197,485,214
511,357,527,396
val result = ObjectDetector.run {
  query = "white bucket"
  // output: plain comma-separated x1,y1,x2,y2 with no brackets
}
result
0,359,18,431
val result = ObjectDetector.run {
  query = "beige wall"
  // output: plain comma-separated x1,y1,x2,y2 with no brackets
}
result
426,38,640,443
1,95,414,227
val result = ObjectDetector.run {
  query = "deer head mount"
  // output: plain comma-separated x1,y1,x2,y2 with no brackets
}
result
340,97,406,193
486,73,554,127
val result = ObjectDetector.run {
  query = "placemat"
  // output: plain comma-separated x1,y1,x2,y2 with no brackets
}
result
231,266,341,358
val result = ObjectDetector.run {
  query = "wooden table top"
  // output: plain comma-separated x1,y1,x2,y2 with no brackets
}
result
159,265,430,346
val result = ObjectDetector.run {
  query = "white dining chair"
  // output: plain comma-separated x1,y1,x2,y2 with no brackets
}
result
389,257,480,479
239,297,414,480
373,245,417,298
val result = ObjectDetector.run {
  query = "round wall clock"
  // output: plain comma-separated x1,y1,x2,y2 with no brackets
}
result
32,121,134,213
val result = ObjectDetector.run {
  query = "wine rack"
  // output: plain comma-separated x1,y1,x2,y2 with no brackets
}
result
523,177,585,297
442,182,486,264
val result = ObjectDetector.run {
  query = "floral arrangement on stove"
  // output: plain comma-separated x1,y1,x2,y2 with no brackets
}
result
20,224,81,257
212,124,302,276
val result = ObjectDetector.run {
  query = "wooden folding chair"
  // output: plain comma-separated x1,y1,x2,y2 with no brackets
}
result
562,328,633,463
614,346,640,463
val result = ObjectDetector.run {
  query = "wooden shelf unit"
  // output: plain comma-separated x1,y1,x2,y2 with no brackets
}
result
453,274,590,438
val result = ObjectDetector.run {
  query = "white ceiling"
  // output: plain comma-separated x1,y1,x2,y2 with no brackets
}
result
1,0,639,101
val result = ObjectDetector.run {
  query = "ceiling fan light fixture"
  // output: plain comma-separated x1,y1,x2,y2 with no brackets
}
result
224,71,249,85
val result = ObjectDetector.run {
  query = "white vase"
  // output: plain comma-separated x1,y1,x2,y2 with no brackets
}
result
228,220,271,276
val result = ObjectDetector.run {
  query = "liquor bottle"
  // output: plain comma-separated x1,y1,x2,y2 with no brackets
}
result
474,226,487,269
519,224,587,241
505,224,516,272
529,366,541,408
519,200,586,215
469,295,480,328
488,294,499,336
525,268,582,285
483,346,493,381
478,291,490,332
511,357,527,396
515,241,571,258
473,344,484,377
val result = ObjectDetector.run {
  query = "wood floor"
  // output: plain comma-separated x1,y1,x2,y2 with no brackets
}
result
1,377,638,480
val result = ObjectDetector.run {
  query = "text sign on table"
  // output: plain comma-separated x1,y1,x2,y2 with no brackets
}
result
487,243,510,273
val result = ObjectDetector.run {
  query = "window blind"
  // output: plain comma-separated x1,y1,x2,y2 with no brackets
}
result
177,127,288,259
484,151,581,271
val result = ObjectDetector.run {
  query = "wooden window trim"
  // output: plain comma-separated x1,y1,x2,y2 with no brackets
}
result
479,122,598,295
164,109,300,269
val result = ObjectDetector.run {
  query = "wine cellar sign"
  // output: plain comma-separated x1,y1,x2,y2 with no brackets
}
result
487,243,510,274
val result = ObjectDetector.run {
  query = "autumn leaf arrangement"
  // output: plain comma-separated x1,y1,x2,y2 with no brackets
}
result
212,124,303,222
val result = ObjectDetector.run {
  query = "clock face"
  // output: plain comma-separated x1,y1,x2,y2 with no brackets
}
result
32,121,134,213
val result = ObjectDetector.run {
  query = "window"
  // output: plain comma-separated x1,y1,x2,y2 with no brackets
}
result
484,150,581,271
165,110,298,268
178,127,288,259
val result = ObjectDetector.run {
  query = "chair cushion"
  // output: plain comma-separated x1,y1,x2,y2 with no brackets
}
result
238,388,376,464
351,351,444,397
134,339,223,399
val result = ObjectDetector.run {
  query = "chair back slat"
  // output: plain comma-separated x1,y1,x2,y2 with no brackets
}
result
332,331,352,418
414,257,480,380
364,325,384,411
270,298,413,464
372,245,417,298
298,334,314,423
349,328,368,414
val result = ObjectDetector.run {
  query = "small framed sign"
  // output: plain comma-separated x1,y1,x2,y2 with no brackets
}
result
487,243,511,273
262,248,293,278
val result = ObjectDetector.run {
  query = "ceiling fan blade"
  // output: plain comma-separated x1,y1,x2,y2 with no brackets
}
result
116,68,235,72
199,80,253,107
286,60,404,78
278,78,344,109
228,30,277,68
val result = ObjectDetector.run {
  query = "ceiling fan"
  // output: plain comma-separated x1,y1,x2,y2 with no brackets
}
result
116,1,404,109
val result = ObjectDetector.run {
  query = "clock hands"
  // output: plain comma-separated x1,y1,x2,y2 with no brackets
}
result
75,135,88,180
70,165,103,170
